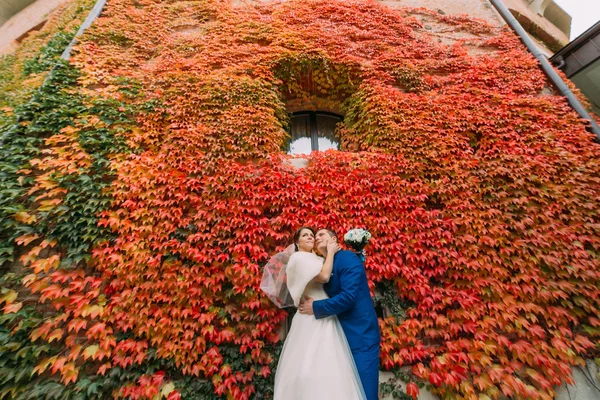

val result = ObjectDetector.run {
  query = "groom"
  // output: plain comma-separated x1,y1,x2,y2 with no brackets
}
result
299,228,381,400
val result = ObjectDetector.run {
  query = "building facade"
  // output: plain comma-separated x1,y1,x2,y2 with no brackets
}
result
2,1,600,400
551,21,600,116
0,0,69,53
0,0,572,55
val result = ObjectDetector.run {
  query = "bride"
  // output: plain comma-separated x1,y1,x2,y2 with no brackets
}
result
270,227,366,400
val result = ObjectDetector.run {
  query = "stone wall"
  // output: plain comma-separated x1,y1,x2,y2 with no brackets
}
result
378,0,503,24
1,0,571,57
380,361,600,399
378,0,568,54
556,360,600,400
502,0,570,53
0,0,69,54
0,0,37,25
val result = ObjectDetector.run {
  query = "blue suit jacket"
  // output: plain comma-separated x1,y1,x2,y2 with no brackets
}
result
313,250,380,350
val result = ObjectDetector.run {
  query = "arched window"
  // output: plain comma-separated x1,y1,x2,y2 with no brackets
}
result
288,111,342,155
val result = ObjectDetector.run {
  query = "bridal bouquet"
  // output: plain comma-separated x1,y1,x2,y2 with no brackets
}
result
343,228,371,262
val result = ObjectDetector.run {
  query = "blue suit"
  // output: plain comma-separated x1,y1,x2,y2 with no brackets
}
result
313,250,381,400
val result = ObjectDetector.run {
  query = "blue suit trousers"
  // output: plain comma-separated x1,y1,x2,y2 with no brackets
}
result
353,342,380,400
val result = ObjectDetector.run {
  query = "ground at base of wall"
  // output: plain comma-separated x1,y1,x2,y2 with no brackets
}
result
379,360,600,400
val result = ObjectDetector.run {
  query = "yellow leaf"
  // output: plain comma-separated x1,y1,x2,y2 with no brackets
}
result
32,357,56,376
47,328,64,343
14,212,36,224
59,126,80,135
38,199,62,212
31,254,61,273
83,345,99,360
31,259,49,274
61,366,79,384
22,274,38,286
161,382,175,397
1,290,17,304
81,305,104,318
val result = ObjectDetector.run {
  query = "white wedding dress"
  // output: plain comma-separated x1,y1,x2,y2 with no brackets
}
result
273,251,366,400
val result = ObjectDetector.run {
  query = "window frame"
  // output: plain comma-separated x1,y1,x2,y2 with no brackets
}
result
288,111,342,154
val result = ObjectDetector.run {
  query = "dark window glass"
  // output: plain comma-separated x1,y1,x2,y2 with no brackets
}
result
316,114,340,152
288,112,341,155
288,114,312,155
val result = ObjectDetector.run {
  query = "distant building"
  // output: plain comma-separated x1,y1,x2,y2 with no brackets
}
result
500,0,570,54
0,0,37,26
1,1,572,56
550,22,600,116
0,0,69,54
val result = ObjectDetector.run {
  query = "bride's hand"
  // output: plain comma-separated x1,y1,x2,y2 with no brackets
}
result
327,240,340,254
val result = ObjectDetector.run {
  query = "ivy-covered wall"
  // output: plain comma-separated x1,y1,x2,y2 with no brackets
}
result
0,1,599,399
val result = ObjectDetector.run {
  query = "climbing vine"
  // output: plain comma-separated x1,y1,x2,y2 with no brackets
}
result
1,0,599,399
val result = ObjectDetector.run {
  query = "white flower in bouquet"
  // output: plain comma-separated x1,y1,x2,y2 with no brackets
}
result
343,228,372,261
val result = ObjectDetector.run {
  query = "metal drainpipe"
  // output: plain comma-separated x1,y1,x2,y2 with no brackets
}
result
489,0,600,142
61,0,107,60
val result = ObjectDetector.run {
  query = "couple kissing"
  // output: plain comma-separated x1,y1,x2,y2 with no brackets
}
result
261,227,380,400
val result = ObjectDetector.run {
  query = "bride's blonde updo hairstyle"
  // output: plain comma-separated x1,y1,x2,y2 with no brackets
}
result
293,226,315,251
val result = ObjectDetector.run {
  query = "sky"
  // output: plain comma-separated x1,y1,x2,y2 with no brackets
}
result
554,0,600,39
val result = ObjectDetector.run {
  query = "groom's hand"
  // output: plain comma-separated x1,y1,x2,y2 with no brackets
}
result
299,296,315,315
